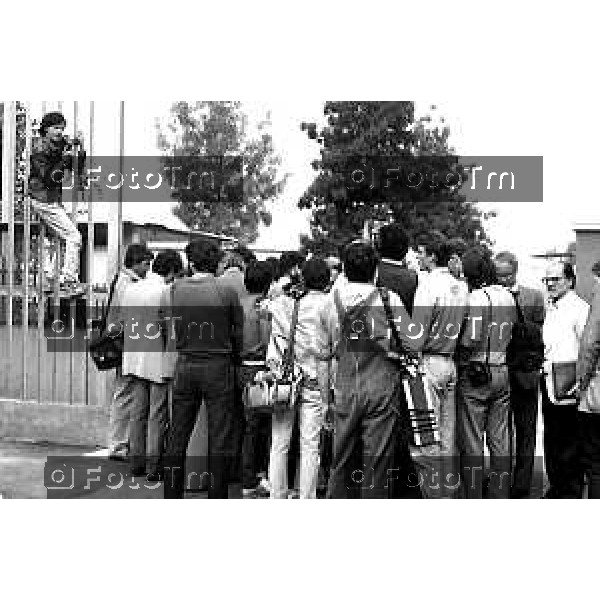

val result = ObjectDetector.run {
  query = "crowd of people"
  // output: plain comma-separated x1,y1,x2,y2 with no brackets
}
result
102,223,600,499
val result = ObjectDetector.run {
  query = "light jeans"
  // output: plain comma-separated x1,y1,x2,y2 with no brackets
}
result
411,354,458,499
30,199,81,279
269,387,326,499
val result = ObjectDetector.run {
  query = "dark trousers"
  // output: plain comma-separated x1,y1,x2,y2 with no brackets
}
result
509,372,540,498
457,365,512,499
541,380,582,498
327,390,399,499
163,355,236,499
242,409,271,489
579,412,600,499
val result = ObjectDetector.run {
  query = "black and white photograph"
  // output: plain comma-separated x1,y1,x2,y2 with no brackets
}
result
1,2,598,598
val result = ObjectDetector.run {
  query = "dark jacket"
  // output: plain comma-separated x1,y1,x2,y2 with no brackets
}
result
509,284,545,388
377,258,419,315
29,137,86,204
169,274,244,359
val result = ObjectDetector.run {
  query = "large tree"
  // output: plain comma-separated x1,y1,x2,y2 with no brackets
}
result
158,101,287,244
298,102,493,256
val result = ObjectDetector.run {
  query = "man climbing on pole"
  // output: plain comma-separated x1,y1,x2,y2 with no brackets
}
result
28,111,85,290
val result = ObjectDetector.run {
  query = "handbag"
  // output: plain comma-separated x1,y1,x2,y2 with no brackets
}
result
89,271,124,371
379,287,440,448
241,299,273,411
465,289,492,388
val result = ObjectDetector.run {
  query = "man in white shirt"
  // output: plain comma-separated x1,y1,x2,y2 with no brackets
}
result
409,241,468,498
541,261,589,498
120,250,183,478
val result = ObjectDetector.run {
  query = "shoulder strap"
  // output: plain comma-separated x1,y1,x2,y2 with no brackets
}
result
378,287,404,352
513,291,525,323
482,289,492,367
101,270,121,334
282,294,303,378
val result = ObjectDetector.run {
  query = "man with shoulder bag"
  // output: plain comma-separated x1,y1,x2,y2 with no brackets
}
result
266,258,333,499
457,248,517,499
99,243,153,461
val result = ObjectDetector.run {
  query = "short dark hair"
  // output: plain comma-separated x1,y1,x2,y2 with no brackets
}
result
302,258,330,291
152,249,183,277
495,251,518,273
244,261,274,295
564,262,576,286
265,257,280,279
39,112,67,137
462,246,497,289
378,224,409,261
430,239,453,268
185,239,222,274
124,243,152,269
234,245,256,266
279,251,305,275
343,241,380,283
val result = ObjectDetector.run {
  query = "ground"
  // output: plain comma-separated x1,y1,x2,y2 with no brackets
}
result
0,435,547,499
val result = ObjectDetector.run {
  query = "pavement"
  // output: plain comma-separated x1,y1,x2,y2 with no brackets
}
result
0,406,549,499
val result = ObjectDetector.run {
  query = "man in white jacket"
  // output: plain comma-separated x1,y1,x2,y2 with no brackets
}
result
120,250,183,479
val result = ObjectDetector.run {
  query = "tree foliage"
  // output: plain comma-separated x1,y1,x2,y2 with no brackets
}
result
298,102,493,256
158,101,287,244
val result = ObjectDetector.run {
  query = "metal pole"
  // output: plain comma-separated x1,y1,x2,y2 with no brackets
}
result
68,101,79,404
4,103,16,347
22,103,32,401
37,224,45,402
2,102,17,398
118,101,124,268
86,101,95,406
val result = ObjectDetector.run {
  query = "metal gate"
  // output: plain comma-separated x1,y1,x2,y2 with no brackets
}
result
0,100,123,406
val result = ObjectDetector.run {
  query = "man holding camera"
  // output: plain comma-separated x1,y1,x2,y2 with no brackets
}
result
29,111,85,287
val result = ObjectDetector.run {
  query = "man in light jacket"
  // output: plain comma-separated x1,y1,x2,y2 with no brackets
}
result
120,250,183,479
106,243,153,461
